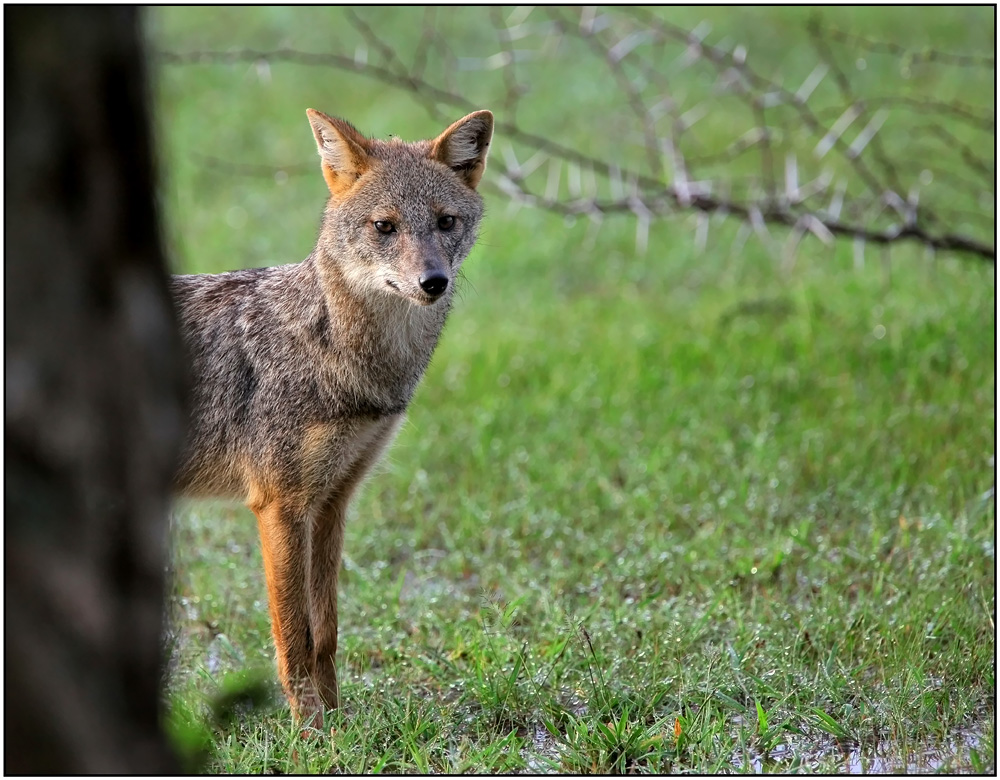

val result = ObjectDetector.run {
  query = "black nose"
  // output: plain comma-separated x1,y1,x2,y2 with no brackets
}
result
419,271,449,297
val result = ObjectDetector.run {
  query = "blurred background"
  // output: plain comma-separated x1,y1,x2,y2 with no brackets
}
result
148,7,994,773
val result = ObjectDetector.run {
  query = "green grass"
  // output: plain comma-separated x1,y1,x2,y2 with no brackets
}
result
151,6,994,773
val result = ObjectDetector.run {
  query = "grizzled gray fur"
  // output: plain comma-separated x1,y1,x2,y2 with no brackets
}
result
170,108,493,724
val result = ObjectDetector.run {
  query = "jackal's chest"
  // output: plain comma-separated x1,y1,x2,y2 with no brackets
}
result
298,414,405,495
325,299,446,412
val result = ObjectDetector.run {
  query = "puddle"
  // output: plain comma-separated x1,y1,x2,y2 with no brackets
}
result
522,723,562,773
513,714,991,774
738,726,988,774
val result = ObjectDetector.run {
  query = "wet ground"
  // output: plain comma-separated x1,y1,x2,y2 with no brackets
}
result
739,726,988,774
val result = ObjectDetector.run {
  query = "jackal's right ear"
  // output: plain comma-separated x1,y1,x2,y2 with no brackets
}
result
307,109,372,197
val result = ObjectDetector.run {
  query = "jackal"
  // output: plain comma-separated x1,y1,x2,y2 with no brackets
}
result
170,108,493,723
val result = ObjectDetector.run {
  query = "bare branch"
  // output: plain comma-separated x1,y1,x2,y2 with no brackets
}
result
158,8,994,263
822,24,995,69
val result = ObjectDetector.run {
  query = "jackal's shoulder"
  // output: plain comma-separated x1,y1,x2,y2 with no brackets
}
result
171,263,301,307
171,263,319,330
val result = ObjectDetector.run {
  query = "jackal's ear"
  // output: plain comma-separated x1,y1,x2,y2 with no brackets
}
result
431,110,494,189
306,109,372,197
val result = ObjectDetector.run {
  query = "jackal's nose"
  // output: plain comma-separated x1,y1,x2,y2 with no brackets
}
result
419,271,449,297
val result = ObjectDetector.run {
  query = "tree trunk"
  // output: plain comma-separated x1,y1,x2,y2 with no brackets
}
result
5,7,184,773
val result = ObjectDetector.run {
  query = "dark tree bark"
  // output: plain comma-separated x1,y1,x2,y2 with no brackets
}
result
5,7,184,773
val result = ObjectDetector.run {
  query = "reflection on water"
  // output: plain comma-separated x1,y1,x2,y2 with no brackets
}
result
740,726,986,774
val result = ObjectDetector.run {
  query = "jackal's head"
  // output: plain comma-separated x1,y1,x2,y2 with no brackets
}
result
307,108,493,307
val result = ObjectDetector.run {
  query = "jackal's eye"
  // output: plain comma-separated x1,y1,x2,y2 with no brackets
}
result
374,220,396,235
437,215,456,232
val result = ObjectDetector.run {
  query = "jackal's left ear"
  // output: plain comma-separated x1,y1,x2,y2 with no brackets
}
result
431,110,494,189
307,109,372,197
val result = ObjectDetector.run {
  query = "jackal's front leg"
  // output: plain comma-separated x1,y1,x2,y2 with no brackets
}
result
309,495,348,711
251,500,323,722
